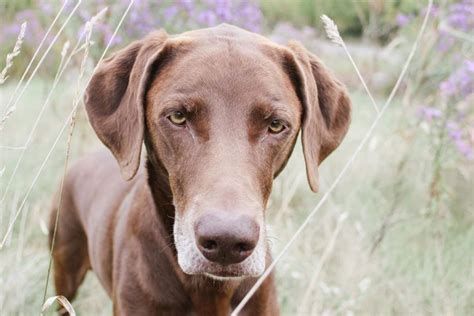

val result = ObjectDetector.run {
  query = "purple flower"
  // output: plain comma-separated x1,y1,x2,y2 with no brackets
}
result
437,1,474,52
14,9,46,46
440,80,456,96
418,106,442,122
420,3,439,17
98,23,123,46
2,24,21,37
439,59,474,98
446,121,473,160
455,139,474,160
79,9,92,23
39,0,54,15
465,60,474,73
179,0,195,13
395,14,411,27
449,2,474,31
198,11,217,26
437,31,455,52
163,6,179,20
193,0,262,32
124,2,156,37
447,121,462,140
236,2,263,32
215,0,232,22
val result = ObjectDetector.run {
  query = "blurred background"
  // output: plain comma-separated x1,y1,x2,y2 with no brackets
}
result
0,0,472,315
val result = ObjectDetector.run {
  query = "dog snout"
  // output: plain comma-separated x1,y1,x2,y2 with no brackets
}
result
194,214,260,265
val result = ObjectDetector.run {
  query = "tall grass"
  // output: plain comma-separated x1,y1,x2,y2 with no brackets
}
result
1,82,471,315
0,21,26,86
233,4,433,313
0,1,81,130
0,0,472,315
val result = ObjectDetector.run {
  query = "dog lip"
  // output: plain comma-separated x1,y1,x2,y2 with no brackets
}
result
179,259,259,278
203,272,245,281
204,268,245,278
197,260,263,278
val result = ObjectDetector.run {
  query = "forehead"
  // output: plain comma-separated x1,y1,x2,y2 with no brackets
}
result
150,30,300,114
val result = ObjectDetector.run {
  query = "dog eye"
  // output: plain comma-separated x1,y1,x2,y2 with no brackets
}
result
168,111,186,125
269,120,285,133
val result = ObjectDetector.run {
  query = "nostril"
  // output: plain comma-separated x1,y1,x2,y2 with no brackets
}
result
236,242,253,254
202,239,218,251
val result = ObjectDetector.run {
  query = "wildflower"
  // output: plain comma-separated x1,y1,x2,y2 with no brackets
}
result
439,59,474,98
163,6,179,20
446,121,473,160
396,13,411,27
418,106,442,122
198,11,217,27
437,0,474,51
215,0,232,22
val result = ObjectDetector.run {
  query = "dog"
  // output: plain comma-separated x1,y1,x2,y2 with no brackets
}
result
49,24,351,315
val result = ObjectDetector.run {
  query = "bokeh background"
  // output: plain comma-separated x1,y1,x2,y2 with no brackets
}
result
0,0,473,315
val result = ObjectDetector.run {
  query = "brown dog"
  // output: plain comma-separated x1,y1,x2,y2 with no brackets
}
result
49,24,351,315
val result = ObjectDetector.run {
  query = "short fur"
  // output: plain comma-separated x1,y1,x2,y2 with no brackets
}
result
49,24,351,315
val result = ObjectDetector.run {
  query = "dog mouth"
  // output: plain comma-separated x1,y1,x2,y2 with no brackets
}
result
189,258,263,277
173,215,267,278
204,272,246,281
176,248,266,278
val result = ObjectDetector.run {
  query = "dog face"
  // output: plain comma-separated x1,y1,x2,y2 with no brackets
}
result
85,24,351,279
145,35,302,278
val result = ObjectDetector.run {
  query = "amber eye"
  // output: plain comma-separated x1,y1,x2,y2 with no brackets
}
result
169,111,186,125
269,120,285,133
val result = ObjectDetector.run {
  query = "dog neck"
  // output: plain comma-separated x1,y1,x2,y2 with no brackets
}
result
143,142,244,311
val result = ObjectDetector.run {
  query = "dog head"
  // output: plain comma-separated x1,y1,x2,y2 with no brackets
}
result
85,24,351,279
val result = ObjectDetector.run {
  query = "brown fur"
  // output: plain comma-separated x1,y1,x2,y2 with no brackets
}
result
49,24,351,315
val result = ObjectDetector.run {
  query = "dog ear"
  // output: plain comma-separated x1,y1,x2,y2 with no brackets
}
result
85,30,169,180
286,41,351,192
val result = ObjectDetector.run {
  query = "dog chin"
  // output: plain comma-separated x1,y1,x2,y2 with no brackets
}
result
179,257,265,276
176,245,266,278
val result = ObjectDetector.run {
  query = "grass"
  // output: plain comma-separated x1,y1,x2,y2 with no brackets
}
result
0,2,472,312
1,75,472,314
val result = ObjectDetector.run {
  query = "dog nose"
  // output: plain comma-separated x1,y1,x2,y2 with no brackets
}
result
195,214,259,265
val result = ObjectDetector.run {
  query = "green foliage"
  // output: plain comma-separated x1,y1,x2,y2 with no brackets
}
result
261,0,425,41
0,0,34,15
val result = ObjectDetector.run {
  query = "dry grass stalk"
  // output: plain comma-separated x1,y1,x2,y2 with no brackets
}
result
0,5,107,205
0,7,108,250
15,198,31,262
0,22,27,85
298,212,348,313
41,7,109,305
231,1,433,314
0,0,134,248
1,0,69,110
0,1,82,131
321,14,379,114
41,295,76,316
0,145,26,150
273,173,303,222
0,40,71,205
320,15,343,46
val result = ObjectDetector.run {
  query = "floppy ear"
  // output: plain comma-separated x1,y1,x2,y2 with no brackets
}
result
286,41,352,192
85,30,168,180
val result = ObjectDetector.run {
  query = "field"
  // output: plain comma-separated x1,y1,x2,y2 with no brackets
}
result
1,1,473,315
